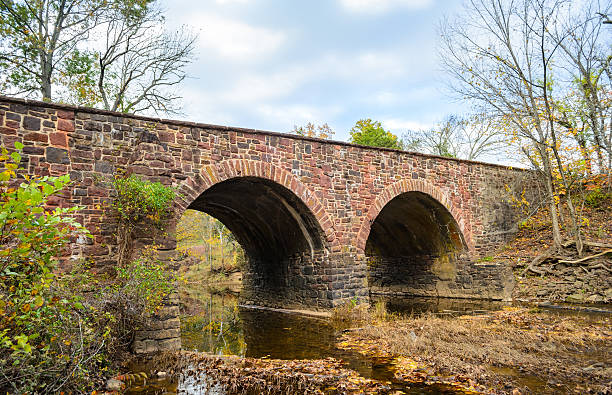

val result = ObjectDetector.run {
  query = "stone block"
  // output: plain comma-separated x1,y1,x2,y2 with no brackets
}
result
24,132,48,143
94,160,114,174
159,338,181,351
50,132,68,147
58,118,75,132
23,116,41,131
46,147,70,164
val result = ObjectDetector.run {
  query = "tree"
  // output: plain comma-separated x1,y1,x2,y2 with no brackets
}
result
549,2,612,173
0,0,129,99
61,2,197,113
402,115,464,159
402,114,506,161
0,0,196,114
439,0,610,254
176,210,242,273
292,122,335,139
349,119,402,149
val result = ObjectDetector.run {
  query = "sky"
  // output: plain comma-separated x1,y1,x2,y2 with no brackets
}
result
161,0,467,142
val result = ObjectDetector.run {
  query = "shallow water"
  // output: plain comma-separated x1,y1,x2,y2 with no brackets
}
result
126,291,610,394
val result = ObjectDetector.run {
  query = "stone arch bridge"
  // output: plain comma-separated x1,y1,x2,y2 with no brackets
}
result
1,96,532,311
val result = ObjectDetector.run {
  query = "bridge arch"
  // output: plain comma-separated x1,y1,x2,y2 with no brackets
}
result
358,179,473,296
356,179,472,252
175,159,338,308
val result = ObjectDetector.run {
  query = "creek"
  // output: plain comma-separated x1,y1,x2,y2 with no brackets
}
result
125,289,609,394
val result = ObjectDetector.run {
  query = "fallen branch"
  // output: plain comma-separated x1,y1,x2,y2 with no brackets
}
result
562,240,612,250
585,263,612,273
557,249,612,265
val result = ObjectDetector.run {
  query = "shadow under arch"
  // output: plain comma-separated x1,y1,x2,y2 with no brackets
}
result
360,181,470,297
176,160,337,308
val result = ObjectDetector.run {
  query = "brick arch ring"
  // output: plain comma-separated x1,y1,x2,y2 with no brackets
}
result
355,179,473,252
175,158,339,249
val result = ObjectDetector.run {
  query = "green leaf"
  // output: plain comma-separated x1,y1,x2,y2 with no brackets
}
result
10,151,21,164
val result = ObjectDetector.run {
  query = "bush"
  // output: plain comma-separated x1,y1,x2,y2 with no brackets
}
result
112,174,175,266
0,144,174,393
112,174,175,228
584,188,612,209
0,142,107,393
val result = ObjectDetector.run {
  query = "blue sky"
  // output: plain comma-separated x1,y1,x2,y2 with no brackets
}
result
161,0,466,142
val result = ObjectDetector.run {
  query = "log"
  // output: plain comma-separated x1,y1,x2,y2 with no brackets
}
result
557,249,612,265
586,263,612,273
562,240,612,249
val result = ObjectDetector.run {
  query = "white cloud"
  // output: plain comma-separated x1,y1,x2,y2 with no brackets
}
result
222,70,306,102
255,103,345,132
206,50,409,105
187,14,286,60
339,0,434,13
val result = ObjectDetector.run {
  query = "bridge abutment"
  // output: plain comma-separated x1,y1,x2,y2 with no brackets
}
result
368,255,514,300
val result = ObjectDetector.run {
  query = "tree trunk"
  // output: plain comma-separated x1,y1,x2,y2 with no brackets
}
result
117,223,133,267
541,153,562,251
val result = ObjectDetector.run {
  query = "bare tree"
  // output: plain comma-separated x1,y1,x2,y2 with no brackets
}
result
440,0,574,251
441,0,611,255
92,4,196,114
0,0,196,115
401,114,505,161
549,1,612,173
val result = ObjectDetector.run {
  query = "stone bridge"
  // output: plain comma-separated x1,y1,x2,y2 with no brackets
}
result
1,96,532,312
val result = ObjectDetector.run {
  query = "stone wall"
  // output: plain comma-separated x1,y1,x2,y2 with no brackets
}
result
0,95,534,311
132,292,181,354
368,255,514,300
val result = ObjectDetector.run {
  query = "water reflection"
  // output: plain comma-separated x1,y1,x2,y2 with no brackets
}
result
378,295,508,315
181,293,513,361
181,292,245,357
131,292,554,394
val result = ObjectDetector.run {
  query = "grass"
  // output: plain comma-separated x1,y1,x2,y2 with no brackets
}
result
339,307,611,393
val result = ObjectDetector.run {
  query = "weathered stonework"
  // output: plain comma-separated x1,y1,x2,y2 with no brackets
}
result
0,96,535,352
132,292,182,354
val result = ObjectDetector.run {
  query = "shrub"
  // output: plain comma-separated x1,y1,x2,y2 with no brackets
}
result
584,188,612,209
0,144,175,393
331,298,370,327
112,174,175,266
0,142,107,393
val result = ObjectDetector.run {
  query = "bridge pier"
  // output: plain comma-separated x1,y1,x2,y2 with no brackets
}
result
240,250,369,309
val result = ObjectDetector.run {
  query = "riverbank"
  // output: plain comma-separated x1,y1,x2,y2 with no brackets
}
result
501,195,612,304
338,306,611,394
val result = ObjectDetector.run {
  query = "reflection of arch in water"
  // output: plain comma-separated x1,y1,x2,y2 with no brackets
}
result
360,180,470,296
239,308,335,360
176,159,337,308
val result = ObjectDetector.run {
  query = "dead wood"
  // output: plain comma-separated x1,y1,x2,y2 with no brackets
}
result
523,253,557,275
562,240,612,250
585,263,612,273
557,249,612,265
